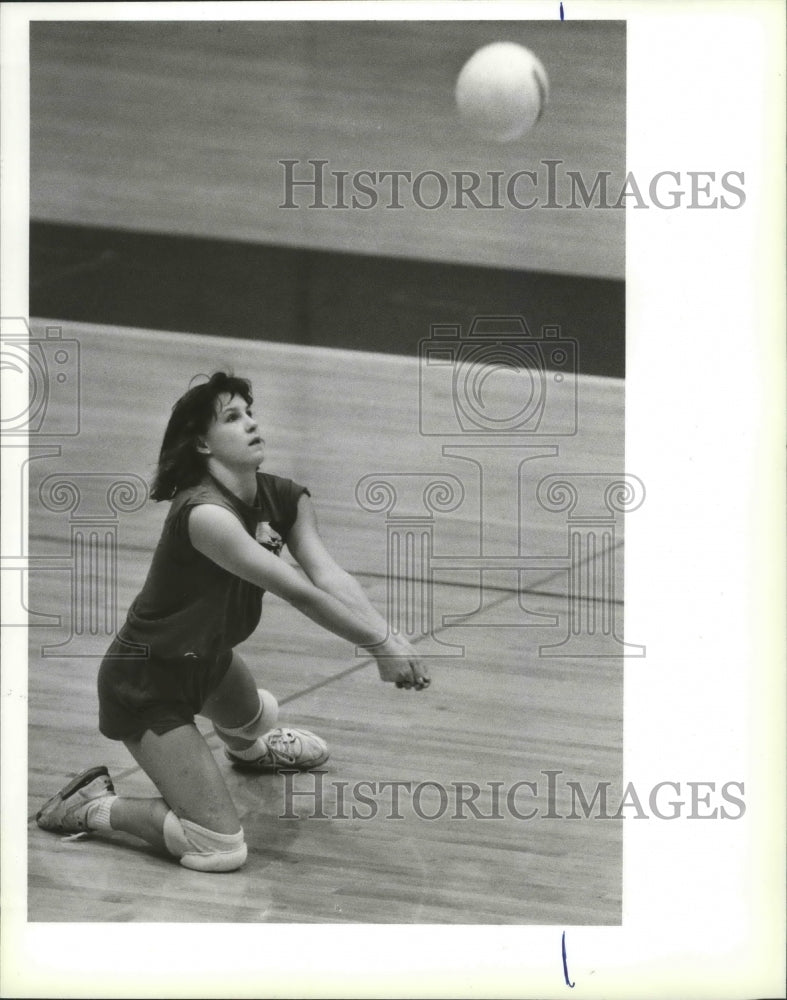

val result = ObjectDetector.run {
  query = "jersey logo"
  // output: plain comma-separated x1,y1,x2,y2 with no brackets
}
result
256,521,283,555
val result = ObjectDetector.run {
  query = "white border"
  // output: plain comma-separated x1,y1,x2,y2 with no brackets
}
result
1,2,785,997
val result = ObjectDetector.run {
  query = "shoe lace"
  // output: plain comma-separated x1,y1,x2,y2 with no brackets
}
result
262,728,299,765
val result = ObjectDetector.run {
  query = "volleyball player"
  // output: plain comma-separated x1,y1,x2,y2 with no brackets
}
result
36,372,429,872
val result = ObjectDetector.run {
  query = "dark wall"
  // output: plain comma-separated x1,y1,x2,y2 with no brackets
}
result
31,222,624,378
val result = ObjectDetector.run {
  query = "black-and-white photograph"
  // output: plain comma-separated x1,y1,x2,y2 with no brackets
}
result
25,14,628,919
1,2,784,997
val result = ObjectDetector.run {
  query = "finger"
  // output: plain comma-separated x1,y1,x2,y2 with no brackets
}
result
407,657,430,690
408,657,429,678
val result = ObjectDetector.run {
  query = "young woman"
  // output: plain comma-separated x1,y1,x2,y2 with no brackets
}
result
36,372,429,873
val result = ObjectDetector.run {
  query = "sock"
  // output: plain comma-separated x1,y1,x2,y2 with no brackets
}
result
214,689,279,743
226,738,269,762
86,795,117,832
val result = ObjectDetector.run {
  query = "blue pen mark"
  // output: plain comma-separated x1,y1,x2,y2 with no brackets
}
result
560,1,565,20
562,931,575,988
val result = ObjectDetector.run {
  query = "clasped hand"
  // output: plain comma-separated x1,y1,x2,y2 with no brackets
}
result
372,635,430,691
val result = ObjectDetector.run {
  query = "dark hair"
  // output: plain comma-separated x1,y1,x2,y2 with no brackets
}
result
150,372,253,501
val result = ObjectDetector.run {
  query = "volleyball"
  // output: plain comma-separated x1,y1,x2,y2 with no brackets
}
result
455,42,549,143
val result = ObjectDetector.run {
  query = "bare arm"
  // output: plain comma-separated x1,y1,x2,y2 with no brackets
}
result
188,503,388,651
286,494,429,689
286,495,388,630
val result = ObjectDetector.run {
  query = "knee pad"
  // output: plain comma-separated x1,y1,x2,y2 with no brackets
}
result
215,688,279,741
163,810,247,873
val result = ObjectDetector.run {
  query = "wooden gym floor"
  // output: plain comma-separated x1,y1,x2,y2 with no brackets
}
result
26,320,624,924
24,17,627,927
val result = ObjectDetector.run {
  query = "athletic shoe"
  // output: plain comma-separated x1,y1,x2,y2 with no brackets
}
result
35,765,115,833
224,727,329,772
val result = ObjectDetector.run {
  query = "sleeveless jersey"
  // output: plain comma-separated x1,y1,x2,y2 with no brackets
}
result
120,472,309,659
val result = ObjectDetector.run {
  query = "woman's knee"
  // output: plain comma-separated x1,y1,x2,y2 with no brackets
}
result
162,809,247,872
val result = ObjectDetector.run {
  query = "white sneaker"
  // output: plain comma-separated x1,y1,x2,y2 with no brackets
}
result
36,766,115,833
225,727,329,772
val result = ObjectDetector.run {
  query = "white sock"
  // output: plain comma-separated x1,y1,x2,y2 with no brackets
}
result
227,738,268,762
86,795,117,832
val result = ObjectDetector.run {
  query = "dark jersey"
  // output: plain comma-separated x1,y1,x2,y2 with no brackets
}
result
120,472,309,660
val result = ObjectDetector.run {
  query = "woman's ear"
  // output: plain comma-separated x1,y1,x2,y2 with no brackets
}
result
195,438,211,456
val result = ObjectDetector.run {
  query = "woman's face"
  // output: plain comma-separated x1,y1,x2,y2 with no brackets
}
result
201,392,265,469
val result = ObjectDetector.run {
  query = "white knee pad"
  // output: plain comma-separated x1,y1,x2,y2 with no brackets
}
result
215,688,279,741
163,810,248,873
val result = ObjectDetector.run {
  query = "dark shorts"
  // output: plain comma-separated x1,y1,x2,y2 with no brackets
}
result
98,634,233,741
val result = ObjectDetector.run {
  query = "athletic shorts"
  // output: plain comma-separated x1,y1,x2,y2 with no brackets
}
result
98,633,233,741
